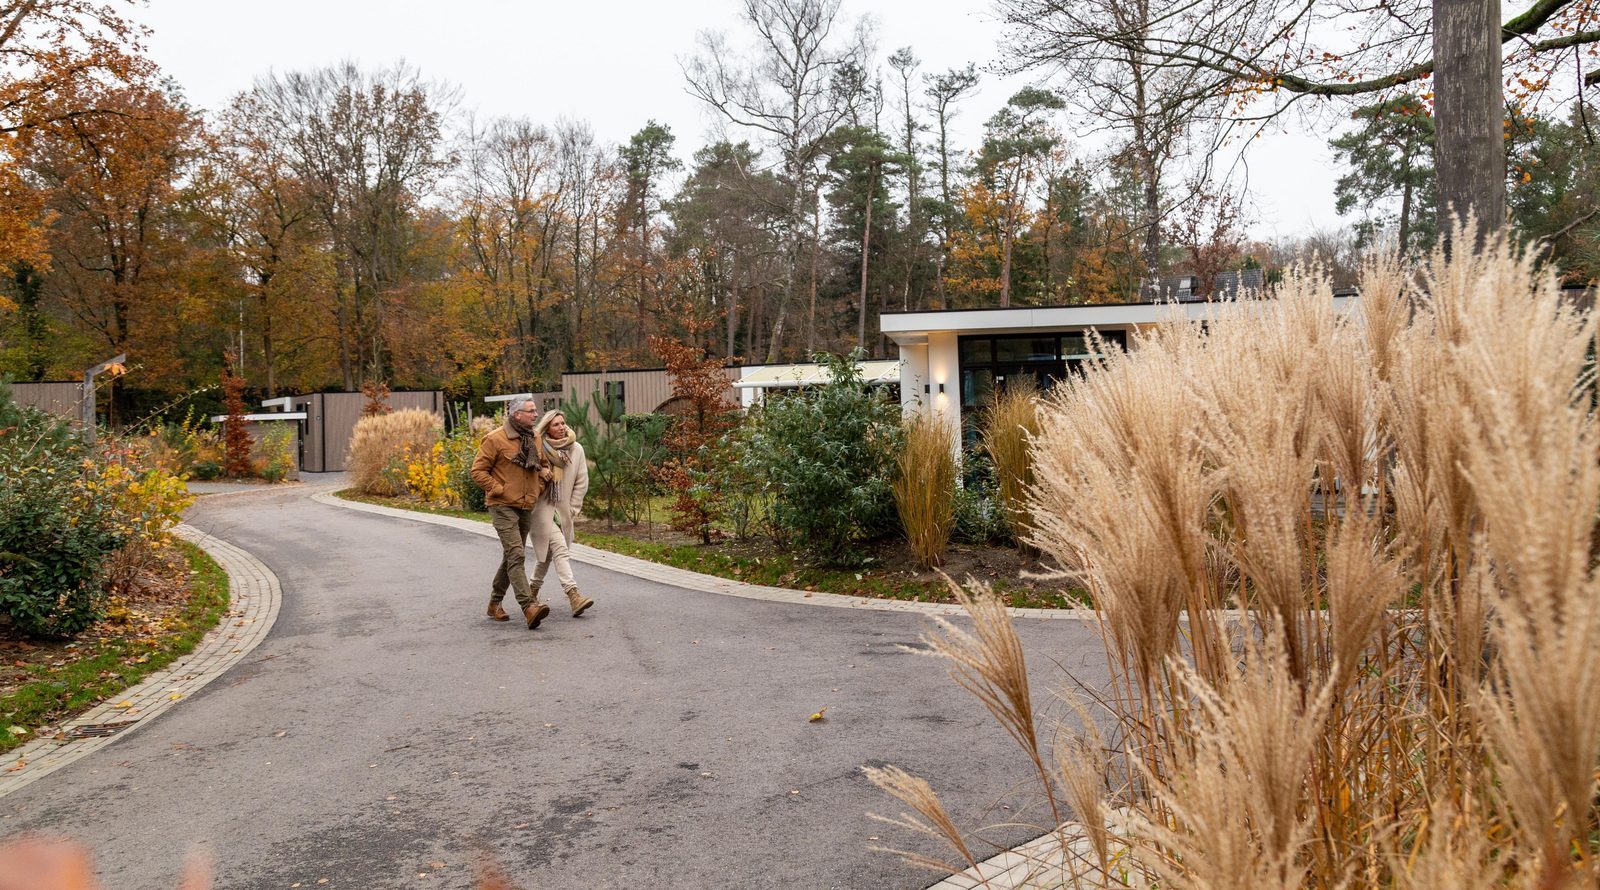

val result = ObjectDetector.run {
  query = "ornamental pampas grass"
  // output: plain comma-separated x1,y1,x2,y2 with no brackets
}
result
871,224,1600,887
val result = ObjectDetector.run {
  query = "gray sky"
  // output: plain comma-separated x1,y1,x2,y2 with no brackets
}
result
143,0,1344,240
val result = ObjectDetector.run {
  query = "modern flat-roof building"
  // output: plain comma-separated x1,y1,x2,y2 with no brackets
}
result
883,293,1360,449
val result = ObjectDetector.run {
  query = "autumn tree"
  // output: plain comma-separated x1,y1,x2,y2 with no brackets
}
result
0,1,155,274
1171,181,1249,298
244,62,451,389
649,333,738,544
976,87,1064,307
17,76,199,383
221,351,253,477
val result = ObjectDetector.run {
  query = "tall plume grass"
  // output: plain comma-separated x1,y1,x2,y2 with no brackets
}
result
894,412,957,568
870,226,1600,887
982,379,1042,548
346,408,442,496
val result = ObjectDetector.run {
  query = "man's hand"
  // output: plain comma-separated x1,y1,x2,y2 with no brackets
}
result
538,467,554,482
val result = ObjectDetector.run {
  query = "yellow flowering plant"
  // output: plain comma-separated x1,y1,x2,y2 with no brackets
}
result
404,441,451,505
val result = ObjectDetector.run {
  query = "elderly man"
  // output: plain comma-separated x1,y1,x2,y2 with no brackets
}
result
469,396,551,629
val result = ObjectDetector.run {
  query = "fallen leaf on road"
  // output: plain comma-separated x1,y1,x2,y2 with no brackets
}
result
808,708,828,722
113,700,133,709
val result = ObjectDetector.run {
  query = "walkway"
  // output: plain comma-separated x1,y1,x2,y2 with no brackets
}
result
1,483,1108,889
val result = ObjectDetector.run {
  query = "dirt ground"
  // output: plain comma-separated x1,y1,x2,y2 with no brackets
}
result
0,548,194,698
574,514,1080,605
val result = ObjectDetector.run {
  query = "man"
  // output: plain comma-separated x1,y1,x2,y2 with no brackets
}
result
528,409,593,617
469,396,551,629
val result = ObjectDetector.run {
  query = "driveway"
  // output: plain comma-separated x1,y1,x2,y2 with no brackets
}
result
1,484,1110,889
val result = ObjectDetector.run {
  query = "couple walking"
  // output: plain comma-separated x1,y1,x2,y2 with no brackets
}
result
470,397,593,629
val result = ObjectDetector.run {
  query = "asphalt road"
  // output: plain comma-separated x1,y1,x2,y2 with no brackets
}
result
1,484,1111,890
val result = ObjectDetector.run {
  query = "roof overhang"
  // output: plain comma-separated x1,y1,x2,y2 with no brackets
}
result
881,296,1360,346
209,412,307,422
733,359,903,389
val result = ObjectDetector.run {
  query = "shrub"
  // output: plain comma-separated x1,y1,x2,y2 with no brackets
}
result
95,439,194,594
893,412,956,568
951,451,1012,546
255,423,297,483
713,414,775,541
347,408,442,496
980,379,1040,547
746,351,903,566
442,413,492,512
0,402,123,637
873,230,1600,886
404,441,451,505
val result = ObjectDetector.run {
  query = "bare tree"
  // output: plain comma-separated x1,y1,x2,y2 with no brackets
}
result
683,0,872,362
996,0,1215,297
995,0,1600,245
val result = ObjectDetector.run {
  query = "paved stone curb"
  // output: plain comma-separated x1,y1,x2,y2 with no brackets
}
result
312,491,1098,623
0,524,281,799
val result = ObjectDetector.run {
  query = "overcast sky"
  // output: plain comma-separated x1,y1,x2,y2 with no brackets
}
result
142,0,1345,240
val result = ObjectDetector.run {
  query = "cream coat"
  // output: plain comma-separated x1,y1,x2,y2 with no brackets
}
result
531,440,588,558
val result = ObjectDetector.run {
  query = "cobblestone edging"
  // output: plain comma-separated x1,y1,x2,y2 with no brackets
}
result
0,525,281,799
312,491,1098,623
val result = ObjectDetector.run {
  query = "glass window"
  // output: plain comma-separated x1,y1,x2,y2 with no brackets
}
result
960,338,993,364
995,336,1059,363
962,369,994,408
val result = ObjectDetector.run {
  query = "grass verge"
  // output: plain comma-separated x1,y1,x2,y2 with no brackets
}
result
0,540,230,754
334,489,1087,609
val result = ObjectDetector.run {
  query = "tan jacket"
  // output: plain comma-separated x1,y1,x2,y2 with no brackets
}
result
532,440,589,556
470,427,545,509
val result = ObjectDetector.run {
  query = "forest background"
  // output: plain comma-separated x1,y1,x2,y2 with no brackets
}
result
1,0,1597,417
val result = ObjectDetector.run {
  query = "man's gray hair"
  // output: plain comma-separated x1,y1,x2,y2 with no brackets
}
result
507,396,536,415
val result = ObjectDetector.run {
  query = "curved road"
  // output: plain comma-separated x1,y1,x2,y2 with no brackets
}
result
1,484,1109,889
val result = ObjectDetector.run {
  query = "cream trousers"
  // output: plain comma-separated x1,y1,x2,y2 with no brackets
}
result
528,499,577,593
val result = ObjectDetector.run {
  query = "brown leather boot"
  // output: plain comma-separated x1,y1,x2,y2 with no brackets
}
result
487,598,510,622
523,601,551,629
565,587,594,617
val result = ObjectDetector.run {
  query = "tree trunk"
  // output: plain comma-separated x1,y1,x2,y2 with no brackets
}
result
1398,142,1415,255
726,249,739,358
857,162,876,348
806,195,822,356
1433,0,1504,243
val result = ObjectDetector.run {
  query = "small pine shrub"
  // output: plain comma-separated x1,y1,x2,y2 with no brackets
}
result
347,409,442,496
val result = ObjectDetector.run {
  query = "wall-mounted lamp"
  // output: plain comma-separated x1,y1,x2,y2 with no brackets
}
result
924,384,930,394
938,383,946,394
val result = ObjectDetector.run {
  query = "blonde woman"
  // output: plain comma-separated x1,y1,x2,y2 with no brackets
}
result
529,409,593,616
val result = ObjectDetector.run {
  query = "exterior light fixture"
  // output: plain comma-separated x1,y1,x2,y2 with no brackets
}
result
938,383,946,394
924,384,930,394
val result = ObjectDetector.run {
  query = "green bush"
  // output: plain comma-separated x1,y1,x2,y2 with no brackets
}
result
713,414,775,541
745,351,903,566
0,395,124,637
952,450,1014,546
256,423,297,483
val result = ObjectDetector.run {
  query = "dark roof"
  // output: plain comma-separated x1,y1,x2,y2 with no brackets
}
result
1156,269,1265,302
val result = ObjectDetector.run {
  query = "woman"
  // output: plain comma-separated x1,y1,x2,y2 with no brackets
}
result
529,409,593,616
